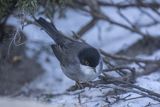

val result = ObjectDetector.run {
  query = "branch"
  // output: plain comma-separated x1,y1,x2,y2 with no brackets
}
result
105,85,160,102
72,18,98,39
101,75,160,102
74,1,159,37
74,1,160,9
100,49,160,65
97,1,160,9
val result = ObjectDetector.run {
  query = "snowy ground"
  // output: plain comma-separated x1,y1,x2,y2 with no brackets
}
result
6,6,160,107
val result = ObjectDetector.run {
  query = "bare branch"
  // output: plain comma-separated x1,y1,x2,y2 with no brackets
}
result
72,18,98,39
97,1,160,9
100,49,160,65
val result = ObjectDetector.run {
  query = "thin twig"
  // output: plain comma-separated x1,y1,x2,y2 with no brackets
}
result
97,1,160,9
101,76,160,101
100,49,160,64
105,85,160,102
72,18,98,39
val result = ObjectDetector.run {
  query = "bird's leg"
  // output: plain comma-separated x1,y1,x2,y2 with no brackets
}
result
76,81,84,89
86,81,94,87
67,81,84,91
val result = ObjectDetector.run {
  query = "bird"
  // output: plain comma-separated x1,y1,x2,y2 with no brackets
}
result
35,17,103,86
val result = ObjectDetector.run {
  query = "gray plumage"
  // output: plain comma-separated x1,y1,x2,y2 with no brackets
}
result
36,17,103,82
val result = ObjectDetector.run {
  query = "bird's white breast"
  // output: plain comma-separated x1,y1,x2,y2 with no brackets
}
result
61,59,103,82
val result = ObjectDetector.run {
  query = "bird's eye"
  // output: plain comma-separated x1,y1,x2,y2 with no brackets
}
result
84,60,89,65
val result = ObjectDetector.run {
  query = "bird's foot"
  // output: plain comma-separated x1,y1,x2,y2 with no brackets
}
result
76,81,84,89
85,81,94,87
76,81,95,89
67,81,94,91
67,82,84,91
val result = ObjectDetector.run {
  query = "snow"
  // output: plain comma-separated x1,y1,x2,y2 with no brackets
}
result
6,4,160,107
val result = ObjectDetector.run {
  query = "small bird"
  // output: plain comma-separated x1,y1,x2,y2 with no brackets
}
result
35,17,103,85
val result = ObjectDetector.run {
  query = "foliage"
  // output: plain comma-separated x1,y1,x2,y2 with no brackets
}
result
0,0,38,20
16,0,38,15
0,0,74,21
0,0,16,20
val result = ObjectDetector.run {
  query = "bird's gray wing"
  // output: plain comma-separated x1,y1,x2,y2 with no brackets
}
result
51,44,66,66
51,43,79,67
51,38,92,67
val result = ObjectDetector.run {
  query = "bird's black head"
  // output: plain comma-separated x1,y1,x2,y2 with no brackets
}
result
78,48,100,67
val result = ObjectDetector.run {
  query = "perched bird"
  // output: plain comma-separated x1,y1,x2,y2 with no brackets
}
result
35,17,103,84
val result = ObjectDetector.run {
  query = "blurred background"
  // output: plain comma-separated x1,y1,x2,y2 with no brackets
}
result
0,0,160,107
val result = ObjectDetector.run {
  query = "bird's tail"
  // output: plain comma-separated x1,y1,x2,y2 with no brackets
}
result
35,17,69,45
